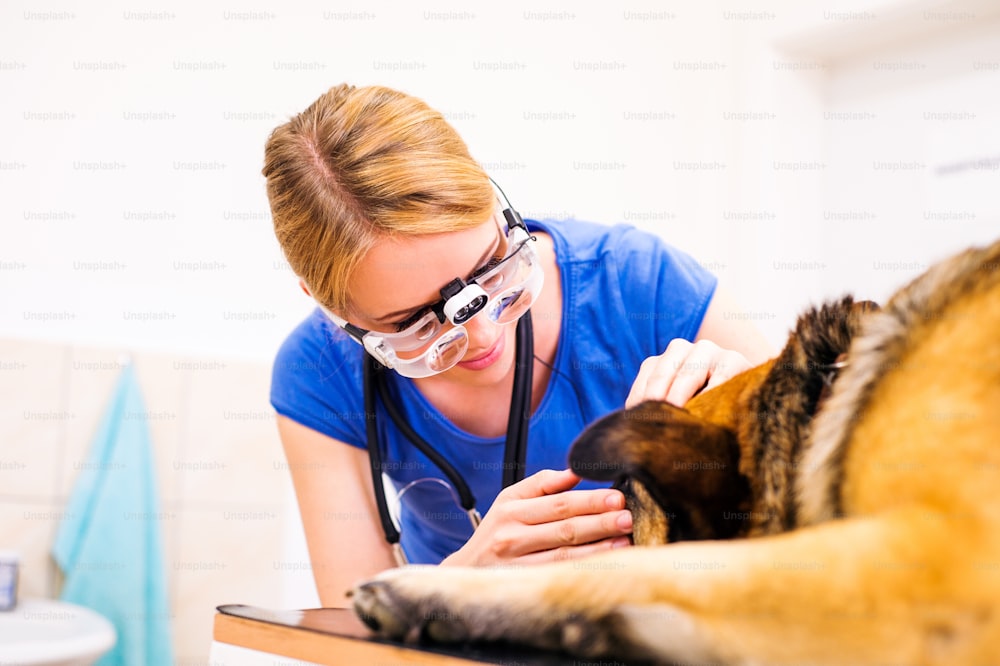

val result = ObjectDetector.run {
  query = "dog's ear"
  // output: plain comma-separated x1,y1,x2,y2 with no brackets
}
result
569,401,750,541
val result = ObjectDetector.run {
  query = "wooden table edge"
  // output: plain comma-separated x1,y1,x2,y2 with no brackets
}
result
213,610,487,666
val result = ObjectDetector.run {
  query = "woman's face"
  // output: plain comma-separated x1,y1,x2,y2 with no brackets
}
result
344,215,519,384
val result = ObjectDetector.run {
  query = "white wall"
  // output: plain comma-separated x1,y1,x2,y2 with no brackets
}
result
2,0,998,359
780,0,1000,309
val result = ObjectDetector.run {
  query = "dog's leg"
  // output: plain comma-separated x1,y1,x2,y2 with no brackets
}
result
352,509,995,664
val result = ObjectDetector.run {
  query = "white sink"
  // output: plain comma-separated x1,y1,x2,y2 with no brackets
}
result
0,598,116,666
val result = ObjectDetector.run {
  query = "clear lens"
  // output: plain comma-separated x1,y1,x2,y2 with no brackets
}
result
490,286,531,323
426,328,469,373
412,318,439,342
389,326,469,378
379,310,444,352
477,272,505,292
476,238,542,325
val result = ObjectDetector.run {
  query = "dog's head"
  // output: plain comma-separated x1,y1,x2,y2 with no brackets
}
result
569,296,880,545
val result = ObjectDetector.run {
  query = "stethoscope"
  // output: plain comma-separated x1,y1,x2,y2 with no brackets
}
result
361,228,535,566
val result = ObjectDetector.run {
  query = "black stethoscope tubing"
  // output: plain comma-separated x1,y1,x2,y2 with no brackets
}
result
363,311,534,565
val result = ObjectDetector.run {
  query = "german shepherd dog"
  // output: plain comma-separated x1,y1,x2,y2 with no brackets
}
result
352,239,1000,665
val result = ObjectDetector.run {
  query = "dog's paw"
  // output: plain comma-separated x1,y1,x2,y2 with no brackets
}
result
352,566,548,646
350,565,619,656
351,567,476,644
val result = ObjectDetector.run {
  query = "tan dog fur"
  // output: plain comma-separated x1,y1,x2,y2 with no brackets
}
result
352,239,1000,665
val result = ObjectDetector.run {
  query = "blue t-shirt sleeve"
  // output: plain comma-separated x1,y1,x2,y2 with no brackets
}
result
269,309,368,448
611,225,718,353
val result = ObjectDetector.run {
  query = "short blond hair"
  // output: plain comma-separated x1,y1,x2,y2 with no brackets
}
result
262,84,494,313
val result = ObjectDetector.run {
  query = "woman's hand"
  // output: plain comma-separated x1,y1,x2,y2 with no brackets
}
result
626,338,753,409
440,469,632,568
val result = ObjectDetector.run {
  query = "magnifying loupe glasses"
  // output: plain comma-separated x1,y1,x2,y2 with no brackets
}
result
322,216,543,378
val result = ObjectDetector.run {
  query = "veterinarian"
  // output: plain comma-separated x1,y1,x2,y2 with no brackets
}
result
264,84,773,607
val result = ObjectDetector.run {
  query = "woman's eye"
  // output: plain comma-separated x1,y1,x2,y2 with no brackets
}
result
394,300,443,333
412,319,438,340
394,311,426,333
477,255,502,274
478,270,505,291
471,255,503,280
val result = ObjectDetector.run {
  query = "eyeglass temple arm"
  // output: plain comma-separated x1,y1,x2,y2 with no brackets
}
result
490,177,526,232
503,206,525,232
318,304,369,344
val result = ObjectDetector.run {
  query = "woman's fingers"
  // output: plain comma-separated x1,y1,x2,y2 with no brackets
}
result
626,339,753,408
487,486,631,558
663,339,721,406
516,485,626,524
442,469,634,566
500,467,582,501
704,350,753,390
488,504,633,560
515,535,633,566
525,505,633,553
625,338,694,408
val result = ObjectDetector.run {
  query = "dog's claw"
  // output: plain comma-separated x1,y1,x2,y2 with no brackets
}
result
352,580,413,640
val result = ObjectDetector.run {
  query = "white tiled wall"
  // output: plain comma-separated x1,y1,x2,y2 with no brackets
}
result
0,337,311,664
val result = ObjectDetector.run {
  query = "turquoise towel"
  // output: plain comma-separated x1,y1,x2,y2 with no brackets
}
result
52,363,174,666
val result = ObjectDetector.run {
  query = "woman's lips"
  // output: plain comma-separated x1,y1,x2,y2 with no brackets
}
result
457,332,506,371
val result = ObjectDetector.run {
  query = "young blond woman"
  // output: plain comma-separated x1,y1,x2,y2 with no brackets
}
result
263,84,773,607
